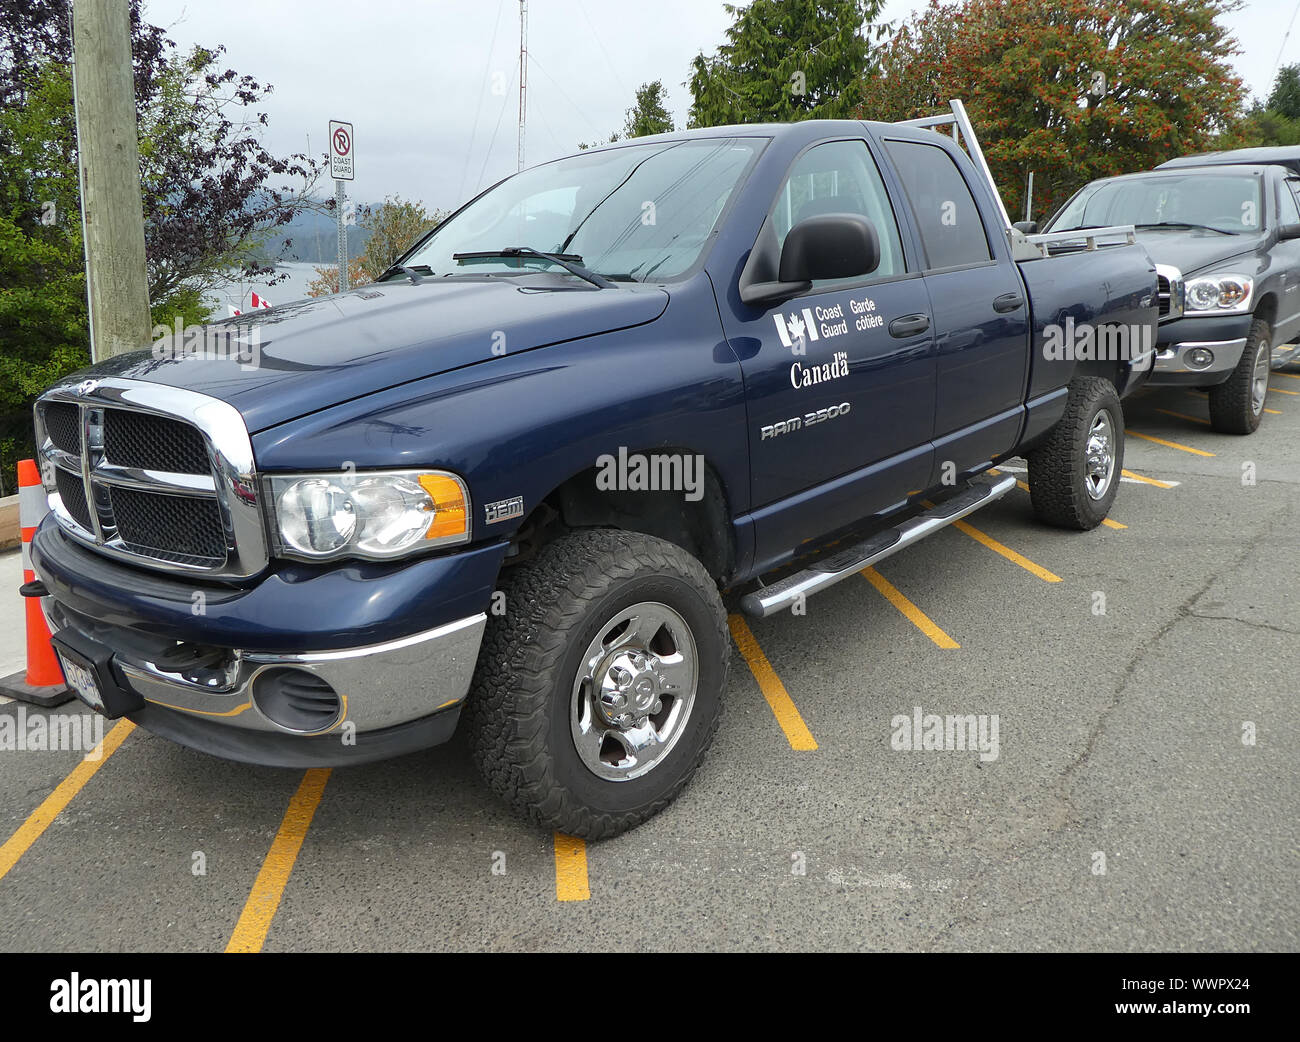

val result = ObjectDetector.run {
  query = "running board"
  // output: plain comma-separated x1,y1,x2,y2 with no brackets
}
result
740,473,1018,618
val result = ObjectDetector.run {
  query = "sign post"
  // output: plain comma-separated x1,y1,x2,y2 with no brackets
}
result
328,120,355,291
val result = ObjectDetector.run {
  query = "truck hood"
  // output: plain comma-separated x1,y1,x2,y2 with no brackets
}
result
1129,228,1263,278
81,278,669,432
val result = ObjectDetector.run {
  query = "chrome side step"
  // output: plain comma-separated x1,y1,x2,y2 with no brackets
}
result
739,473,1018,618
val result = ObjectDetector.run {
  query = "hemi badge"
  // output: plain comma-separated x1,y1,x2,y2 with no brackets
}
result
484,495,524,524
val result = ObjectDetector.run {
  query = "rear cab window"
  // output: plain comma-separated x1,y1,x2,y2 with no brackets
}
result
883,139,993,270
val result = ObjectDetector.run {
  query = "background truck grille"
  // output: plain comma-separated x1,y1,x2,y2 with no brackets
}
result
103,410,211,474
1156,273,1170,316
36,400,234,571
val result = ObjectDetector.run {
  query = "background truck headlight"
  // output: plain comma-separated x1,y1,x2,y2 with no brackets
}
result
268,470,470,560
1184,274,1253,313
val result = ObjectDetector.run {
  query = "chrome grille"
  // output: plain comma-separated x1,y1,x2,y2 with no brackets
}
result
1154,263,1184,322
54,466,93,531
33,379,268,578
44,402,82,455
108,485,227,562
103,410,211,474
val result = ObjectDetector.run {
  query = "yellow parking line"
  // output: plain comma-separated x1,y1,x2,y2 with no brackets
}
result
1269,385,1300,395
1126,430,1215,456
1274,370,1300,379
225,768,331,953
728,615,817,750
1121,468,1175,489
554,834,590,901
950,517,1063,583
1155,408,1209,426
861,567,959,648
0,719,135,882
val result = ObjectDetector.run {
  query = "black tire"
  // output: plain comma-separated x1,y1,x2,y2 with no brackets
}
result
1208,318,1271,435
1027,376,1124,530
463,529,728,839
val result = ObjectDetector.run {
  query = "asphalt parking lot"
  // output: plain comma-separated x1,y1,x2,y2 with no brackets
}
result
1,374,1297,953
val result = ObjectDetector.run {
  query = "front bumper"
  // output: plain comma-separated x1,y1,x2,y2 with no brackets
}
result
31,518,500,766
1149,313,1253,385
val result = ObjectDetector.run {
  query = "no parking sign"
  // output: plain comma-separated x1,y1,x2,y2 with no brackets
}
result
329,120,354,180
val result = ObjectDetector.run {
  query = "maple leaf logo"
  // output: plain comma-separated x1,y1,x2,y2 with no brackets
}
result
785,312,806,343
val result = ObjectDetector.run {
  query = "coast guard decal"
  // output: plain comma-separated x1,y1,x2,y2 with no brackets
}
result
773,308,820,351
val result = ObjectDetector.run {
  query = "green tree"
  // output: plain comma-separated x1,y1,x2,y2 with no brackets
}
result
0,0,319,490
358,196,445,279
858,0,1250,222
0,63,87,495
1267,63,1300,121
688,0,885,127
624,80,675,137
1239,102,1300,146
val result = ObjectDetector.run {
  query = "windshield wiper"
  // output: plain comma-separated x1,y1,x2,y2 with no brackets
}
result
451,247,614,289
378,263,433,283
1135,222,1237,235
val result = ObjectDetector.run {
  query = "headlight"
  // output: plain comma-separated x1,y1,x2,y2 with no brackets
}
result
267,469,470,560
1184,274,1253,313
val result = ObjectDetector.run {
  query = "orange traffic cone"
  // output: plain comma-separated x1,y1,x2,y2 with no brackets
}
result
0,458,73,706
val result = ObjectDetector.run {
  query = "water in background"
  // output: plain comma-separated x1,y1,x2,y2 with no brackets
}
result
204,261,325,318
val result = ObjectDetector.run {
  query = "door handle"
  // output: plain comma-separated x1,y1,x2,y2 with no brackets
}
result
888,313,930,338
993,292,1024,313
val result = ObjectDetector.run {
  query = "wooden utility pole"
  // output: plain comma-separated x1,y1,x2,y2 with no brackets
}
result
71,0,152,360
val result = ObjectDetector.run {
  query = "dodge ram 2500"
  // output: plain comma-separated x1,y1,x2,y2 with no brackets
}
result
28,103,1157,837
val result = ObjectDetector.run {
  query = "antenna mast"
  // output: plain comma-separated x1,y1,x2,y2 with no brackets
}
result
518,0,527,171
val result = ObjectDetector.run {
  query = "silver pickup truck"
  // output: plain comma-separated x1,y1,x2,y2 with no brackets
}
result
1045,156,1300,433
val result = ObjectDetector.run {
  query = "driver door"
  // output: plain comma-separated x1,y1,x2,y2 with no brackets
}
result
717,137,937,567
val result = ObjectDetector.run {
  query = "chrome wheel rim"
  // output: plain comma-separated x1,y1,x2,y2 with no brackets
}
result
1085,409,1116,501
1251,338,1271,416
570,600,698,782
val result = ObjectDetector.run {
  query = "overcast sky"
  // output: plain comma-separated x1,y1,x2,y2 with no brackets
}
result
142,0,1300,211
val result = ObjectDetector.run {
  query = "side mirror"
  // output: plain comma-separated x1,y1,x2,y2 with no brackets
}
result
1013,220,1038,234
780,213,881,282
1277,223,1300,241
741,213,880,306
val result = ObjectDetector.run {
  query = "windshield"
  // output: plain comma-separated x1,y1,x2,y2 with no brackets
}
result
401,138,759,282
1051,173,1263,234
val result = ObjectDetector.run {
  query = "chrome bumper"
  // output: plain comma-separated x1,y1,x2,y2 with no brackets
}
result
43,598,486,738
1150,337,1247,379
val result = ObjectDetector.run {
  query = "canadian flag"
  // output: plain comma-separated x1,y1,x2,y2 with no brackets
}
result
229,292,272,317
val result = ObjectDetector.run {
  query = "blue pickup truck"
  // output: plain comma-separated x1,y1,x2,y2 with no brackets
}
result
28,105,1158,837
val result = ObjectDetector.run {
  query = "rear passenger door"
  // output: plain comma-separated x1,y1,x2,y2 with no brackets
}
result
882,138,1031,483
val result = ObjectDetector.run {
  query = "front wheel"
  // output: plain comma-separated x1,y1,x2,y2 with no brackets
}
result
1027,376,1124,530
1208,318,1271,434
463,529,728,839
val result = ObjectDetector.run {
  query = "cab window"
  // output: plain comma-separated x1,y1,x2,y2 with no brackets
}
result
883,139,993,269
772,139,907,283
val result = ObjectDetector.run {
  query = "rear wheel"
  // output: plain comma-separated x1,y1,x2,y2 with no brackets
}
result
1027,376,1124,530
463,529,728,839
1208,318,1271,434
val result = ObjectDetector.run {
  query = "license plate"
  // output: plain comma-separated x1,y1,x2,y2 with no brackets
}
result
58,650,106,713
